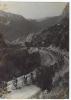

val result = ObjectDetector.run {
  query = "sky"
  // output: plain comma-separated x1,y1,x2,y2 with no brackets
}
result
0,2,67,19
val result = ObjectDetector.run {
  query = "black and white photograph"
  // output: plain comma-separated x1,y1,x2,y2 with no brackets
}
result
0,1,69,99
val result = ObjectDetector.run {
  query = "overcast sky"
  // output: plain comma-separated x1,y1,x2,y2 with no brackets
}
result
0,2,67,19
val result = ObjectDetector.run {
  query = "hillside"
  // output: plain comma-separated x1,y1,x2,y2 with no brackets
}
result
27,4,69,51
0,10,63,42
0,11,39,41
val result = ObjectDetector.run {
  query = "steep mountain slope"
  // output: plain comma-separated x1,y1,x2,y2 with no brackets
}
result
28,4,69,51
0,10,63,42
62,3,69,18
0,11,39,41
37,15,61,29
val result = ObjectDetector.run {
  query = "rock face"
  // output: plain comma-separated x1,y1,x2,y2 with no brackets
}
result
62,3,69,18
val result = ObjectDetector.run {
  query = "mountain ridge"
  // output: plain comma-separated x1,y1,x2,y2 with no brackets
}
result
0,8,66,41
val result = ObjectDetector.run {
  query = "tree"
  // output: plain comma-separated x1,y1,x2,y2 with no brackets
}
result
0,81,8,96
30,72,35,84
12,77,18,89
36,66,55,91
